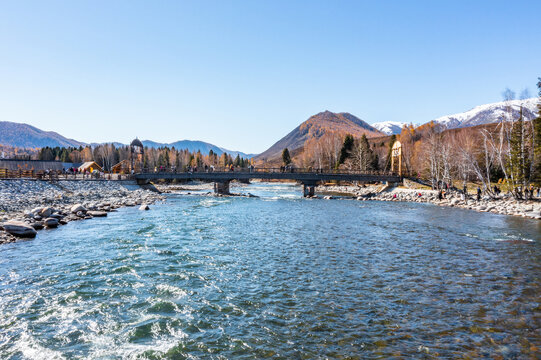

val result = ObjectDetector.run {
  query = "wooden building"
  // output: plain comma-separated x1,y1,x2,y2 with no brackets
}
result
111,159,131,174
78,161,103,173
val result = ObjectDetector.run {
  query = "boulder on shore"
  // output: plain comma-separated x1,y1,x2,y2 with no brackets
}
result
38,207,53,218
139,204,150,211
71,204,87,214
87,211,107,217
2,220,37,238
44,217,59,228
31,222,44,230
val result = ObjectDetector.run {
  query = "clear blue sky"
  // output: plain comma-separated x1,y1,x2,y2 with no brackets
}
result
0,0,539,153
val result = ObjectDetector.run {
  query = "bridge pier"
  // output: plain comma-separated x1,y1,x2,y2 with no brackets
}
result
214,180,230,195
302,182,317,197
136,178,150,185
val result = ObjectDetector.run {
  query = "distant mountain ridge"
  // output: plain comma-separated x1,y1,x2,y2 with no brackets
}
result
257,111,384,160
431,98,538,129
0,121,85,149
372,98,539,135
0,121,253,158
140,140,253,158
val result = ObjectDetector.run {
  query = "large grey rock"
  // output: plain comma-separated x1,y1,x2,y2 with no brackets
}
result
2,220,37,238
43,217,59,228
31,222,44,230
38,207,53,218
87,211,107,217
71,204,87,214
139,204,150,211
30,207,43,215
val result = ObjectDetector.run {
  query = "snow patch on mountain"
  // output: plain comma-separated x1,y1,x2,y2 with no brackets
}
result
432,98,539,129
371,121,407,135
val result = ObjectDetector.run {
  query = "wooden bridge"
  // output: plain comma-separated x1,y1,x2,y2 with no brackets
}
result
134,168,402,196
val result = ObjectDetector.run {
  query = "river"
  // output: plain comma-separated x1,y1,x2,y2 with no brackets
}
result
0,183,539,359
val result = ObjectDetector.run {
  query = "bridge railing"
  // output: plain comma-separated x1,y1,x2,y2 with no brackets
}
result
0,168,130,181
137,166,399,177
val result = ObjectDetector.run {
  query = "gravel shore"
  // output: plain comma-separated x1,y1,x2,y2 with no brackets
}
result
317,184,541,220
0,179,164,244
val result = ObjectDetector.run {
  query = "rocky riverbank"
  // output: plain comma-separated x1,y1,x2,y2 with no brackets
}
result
0,179,165,244
317,184,541,220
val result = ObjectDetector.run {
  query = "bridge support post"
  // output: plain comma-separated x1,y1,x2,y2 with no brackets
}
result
303,182,316,197
214,180,230,195
136,178,150,185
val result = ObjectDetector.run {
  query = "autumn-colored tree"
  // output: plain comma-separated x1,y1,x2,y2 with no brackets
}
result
532,78,541,184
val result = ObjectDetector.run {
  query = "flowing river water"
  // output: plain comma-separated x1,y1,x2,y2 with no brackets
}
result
0,183,540,359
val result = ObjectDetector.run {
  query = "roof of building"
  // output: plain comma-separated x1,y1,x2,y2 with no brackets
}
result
78,161,103,172
0,160,64,171
130,138,144,148
112,159,129,169
61,162,83,169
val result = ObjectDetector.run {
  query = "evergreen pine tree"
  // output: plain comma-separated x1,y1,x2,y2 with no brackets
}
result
282,148,291,165
371,153,379,171
164,149,170,167
338,134,354,165
39,147,54,161
59,148,70,162
509,107,530,195
358,135,374,171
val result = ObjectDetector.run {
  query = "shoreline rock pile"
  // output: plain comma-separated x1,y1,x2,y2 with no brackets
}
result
317,184,541,220
0,180,164,244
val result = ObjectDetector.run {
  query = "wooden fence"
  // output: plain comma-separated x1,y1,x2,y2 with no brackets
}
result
0,169,129,181
0,169,62,180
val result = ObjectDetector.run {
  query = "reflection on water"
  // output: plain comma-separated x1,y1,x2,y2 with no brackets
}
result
0,183,539,359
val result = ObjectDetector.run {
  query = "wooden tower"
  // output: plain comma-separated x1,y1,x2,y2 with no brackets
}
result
390,140,402,176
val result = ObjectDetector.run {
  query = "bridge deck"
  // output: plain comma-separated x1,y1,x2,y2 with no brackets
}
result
135,171,401,184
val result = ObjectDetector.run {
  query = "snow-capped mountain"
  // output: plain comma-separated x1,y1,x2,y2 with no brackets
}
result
432,98,538,129
371,121,407,135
